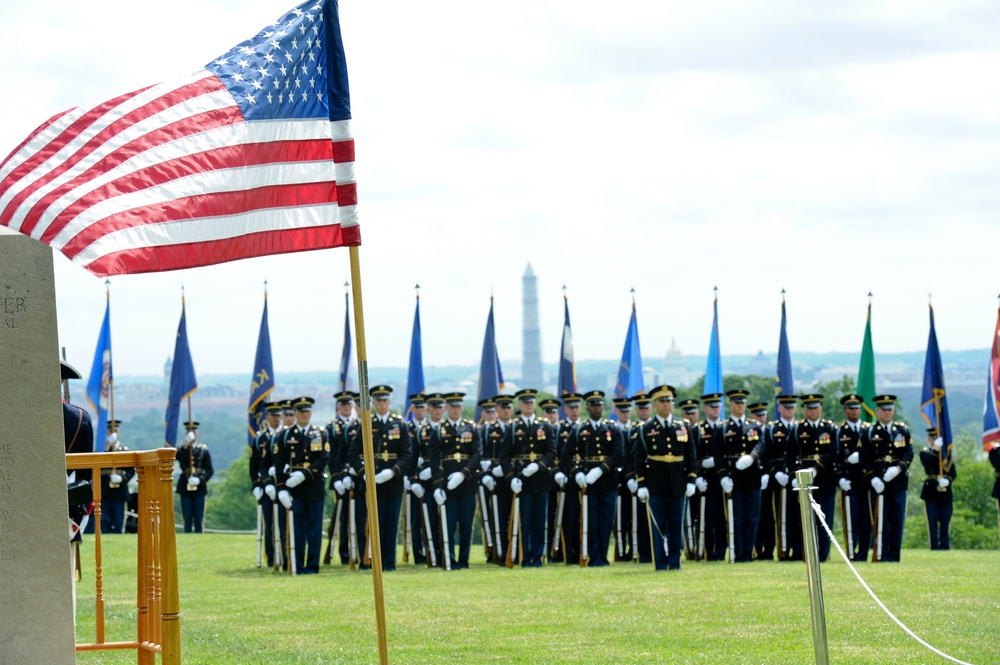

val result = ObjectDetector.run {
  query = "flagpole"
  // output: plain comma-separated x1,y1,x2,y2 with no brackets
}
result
348,246,389,665
107,279,116,430
929,297,945,480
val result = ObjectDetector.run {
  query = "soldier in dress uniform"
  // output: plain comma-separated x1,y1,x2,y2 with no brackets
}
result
634,385,697,570
679,399,700,427
428,392,482,569
348,386,412,572
860,395,913,562
250,402,283,566
280,399,296,429
413,393,446,564
540,398,560,425
612,397,633,427
405,394,429,565
327,391,356,565
749,402,768,428
539,398,562,562
758,394,797,561
785,394,839,562
564,391,624,566
100,420,134,535
716,389,767,563
695,393,727,560
919,428,956,550
175,421,213,534
499,389,557,567
479,396,507,564
551,393,582,564
836,393,872,561
274,397,328,574
622,393,651,562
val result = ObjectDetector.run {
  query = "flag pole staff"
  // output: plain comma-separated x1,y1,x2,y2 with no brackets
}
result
348,246,389,665
107,279,116,430
929,294,945,479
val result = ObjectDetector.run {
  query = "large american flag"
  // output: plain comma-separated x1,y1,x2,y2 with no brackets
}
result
0,0,358,277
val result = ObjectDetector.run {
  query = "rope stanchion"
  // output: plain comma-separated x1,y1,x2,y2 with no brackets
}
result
807,495,975,665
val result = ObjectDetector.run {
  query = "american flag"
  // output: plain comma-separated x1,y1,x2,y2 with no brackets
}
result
0,0,358,277
984,307,1000,451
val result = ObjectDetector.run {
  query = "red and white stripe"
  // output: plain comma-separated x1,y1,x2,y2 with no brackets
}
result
0,70,358,277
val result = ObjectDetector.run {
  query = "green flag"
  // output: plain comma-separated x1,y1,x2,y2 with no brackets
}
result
857,301,877,422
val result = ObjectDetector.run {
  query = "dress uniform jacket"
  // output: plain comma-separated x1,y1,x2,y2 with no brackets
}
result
860,421,913,492
274,424,328,503
499,418,557,493
176,443,213,497
324,419,346,489
786,419,840,496
696,421,724,481
836,421,869,486
763,420,794,478
429,419,482,497
565,419,624,494
716,418,766,492
349,414,413,497
249,427,277,490
64,402,94,483
919,448,956,504
633,416,697,497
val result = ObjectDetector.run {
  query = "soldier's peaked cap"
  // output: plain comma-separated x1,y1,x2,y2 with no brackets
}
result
293,396,315,410
369,385,393,398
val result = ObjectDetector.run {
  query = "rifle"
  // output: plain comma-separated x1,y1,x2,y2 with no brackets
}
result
491,493,503,564
614,495,624,562
348,490,358,570
632,493,639,563
724,489,735,563
439,500,451,571
505,492,520,568
697,494,707,560
778,487,788,560
421,497,438,568
287,506,297,575
841,491,853,560
872,493,884,562
479,485,493,557
256,504,263,568
579,487,588,567
403,492,412,563
550,490,565,560
684,498,695,560
323,495,342,565
645,498,660,568
272,503,283,570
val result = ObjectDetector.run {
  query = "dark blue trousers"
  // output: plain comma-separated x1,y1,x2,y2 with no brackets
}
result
101,500,125,534
925,501,952,550
732,488,761,563
181,495,205,533
561,490,581,565
586,491,616,566
376,493,402,571
291,496,325,574
881,490,907,562
444,493,476,568
705,488,728,560
648,494,685,570
518,491,547,567
257,496,276,567
846,487,872,561
407,493,426,564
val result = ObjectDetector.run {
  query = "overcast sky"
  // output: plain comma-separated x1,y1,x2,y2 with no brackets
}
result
2,0,999,379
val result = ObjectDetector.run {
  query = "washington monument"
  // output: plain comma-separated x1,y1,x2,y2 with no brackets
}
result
522,263,542,387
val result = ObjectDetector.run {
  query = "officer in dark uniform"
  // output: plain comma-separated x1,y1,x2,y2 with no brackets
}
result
175,421,213,534
919,428,956,550
757,396,795,560
564,391,624,566
633,385,697,570
404,394,429,565
785,394,839,561
716,389,767,563
695,392,727,560
538,397,561,562
349,386,412,572
749,402,768,428
676,398,701,559
621,392,652,562
836,393,871,561
679,399,700,427
100,420,134,534
428,392,482,569
860,395,913,562
274,397,329,574
250,402,283,567
499,389,557,567
413,393,445,565
479,396,507,564
325,391,356,565
551,393,582,564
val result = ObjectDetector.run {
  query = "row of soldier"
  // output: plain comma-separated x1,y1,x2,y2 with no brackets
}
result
250,382,934,573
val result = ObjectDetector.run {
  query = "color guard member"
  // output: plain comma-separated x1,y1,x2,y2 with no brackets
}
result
860,395,913,562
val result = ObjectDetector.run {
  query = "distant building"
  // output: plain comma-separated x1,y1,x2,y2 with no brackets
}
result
522,263,543,388
164,356,172,386
662,337,696,387
745,350,771,377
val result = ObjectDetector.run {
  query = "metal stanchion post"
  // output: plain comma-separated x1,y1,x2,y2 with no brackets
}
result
796,469,829,665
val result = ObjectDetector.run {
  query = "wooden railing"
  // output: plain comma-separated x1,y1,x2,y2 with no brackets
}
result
66,448,181,665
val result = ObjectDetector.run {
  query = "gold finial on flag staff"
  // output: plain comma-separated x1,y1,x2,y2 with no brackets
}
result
415,283,420,299
562,284,567,301
781,287,786,303
630,287,636,305
867,291,873,304
263,279,268,298
928,291,933,306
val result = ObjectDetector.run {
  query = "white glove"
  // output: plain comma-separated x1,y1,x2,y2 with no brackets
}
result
342,476,354,491
932,437,944,451
871,477,885,494
106,432,119,445
775,471,789,487
184,431,196,443
492,465,503,478
127,475,139,494
883,466,900,483
268,466,276,478
67,470,76,485
685,483,696,497
482,475,495,491
252,486,264,501
447,472,464,490
574,472,587,489
554,471,567,488
839,478,852,492
188,476,201,487
375,469,395,485
109,473,123,484
411,482,425,499
403,476,411,492
637,487,650,502
735,454,754,471
419,467,432,481
278,489,293,509
433,488,447,506
480,460,491,472
791,478,799,490
334,480,345,496
720,477,734,494
695,477,708,493
585,467,603,485
510,477,523,493
760,475,769,491
846,452,860,465
937,477,950,489
265,484,276,500
701,457,715,469
522,463,539,477
627,478,639,494
285,471,306,488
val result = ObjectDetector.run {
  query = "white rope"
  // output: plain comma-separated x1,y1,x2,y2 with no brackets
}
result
808,495,974,665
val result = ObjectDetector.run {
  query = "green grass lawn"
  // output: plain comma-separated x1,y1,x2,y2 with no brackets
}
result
75,535,999,664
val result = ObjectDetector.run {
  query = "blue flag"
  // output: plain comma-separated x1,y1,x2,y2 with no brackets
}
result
705,295,725,420
404,293,425,420
775,297,794,409
920,305,953,472
247,293,275,445
476,298,504,422
164,298,198,447
86,293,113,449
338,291,352,391
557,293,577,420
614,301,644,400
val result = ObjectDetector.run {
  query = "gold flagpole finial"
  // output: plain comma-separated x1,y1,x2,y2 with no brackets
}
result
415,283,420,299
105,278,111,299
867,291,873,305
928,291,933,306
344,280,349,295
713,285,719,303
781,287,786,303
562,284,567,301
630,287,636,305
264,279,268,298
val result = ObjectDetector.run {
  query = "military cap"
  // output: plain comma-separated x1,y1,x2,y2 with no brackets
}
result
264,401,284,414
926,427,939,435
678,398,700,412
184,421,200,431
426,393,446,406
408,393,427,406
776,394,799,406
493,394,515,406
583,390,606,404
369,385,393,399
562,392,584,406
445,391,466,406
701,392,723,406
334,390,355,404
748,402,768,416
726,389,749,402
515,388,538,401
539,398,560,412
293,396,316,411
632,392,653,407
107,419,123,429
612,398,633,411
60,360,83,381
649,385,676,401
279,399,295,414
478,398,497,411
873,394,897,407
839,393,863,407
799,394,823,408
